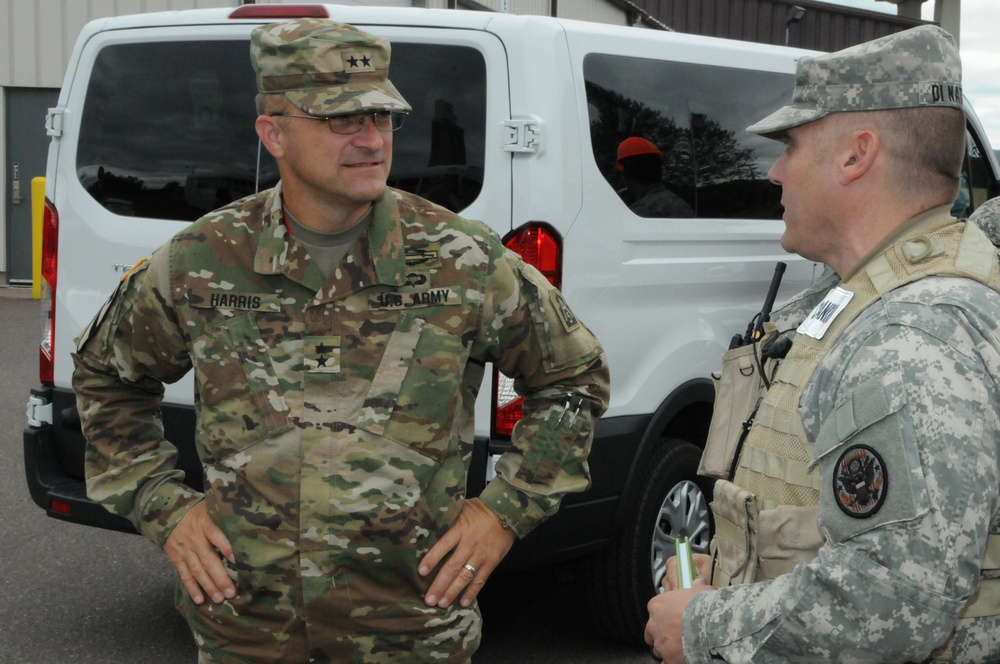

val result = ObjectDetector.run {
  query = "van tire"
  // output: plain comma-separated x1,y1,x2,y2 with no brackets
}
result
585,438,713,645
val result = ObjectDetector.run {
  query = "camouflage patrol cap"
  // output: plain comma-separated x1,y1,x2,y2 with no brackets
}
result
969,197,1000,247
251,19,412,117
748,25,962,138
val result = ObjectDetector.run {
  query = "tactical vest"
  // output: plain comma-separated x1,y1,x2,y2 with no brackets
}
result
701,218,1000,633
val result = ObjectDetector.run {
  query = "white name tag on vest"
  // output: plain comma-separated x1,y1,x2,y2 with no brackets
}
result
797,287,854,339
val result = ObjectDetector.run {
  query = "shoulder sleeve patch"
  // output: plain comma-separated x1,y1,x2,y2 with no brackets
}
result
833,444,888,518
515,263,601,372
550,290,580,334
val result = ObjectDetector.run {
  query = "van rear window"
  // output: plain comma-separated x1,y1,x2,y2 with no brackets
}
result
584,54,793,220
77,39,486,221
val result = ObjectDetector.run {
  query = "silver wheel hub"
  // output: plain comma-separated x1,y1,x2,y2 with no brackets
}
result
650,480,710,591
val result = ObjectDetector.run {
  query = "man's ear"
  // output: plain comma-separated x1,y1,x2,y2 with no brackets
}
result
255,115,285,159
839,130,878,185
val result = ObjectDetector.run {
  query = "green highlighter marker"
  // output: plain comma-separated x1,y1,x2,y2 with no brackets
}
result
675,536,695,589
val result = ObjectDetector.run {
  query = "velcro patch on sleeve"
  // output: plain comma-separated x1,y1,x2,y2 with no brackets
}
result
817,368,928,542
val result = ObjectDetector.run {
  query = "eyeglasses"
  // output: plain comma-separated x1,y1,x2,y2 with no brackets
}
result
269,111,406,135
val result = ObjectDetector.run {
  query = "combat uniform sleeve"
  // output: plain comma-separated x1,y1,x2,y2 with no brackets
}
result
682,297,998,663
475,246,610,538
72,247,202,547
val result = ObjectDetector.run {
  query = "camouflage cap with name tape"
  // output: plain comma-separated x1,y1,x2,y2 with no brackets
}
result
748,24,962,139
251,18,412,117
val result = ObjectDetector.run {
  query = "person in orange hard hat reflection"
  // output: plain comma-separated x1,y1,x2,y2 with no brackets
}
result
616,136,694,218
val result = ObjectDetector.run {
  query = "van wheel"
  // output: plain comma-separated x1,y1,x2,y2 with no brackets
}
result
585,439,714,645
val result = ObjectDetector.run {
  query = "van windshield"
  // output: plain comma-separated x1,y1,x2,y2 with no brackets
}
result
76,39,486,220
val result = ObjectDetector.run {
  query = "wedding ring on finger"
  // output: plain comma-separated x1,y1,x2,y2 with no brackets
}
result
463,563,477,575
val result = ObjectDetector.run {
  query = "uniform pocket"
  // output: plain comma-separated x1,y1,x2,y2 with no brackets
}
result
357,313,469,461
757,504,825,579
710,479,760,586
700,339,769,480
192,313,291,461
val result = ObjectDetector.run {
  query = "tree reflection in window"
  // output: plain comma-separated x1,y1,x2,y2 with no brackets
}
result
585,54,794,220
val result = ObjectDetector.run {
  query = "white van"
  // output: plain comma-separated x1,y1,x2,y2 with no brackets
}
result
24,3,1000,644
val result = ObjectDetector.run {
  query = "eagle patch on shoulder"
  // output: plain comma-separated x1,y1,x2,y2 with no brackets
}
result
833,445,888,518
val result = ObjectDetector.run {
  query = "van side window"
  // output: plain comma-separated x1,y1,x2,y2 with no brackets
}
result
77,41,486,221
78,41,266,221
584,54,794,220
384,42,486,214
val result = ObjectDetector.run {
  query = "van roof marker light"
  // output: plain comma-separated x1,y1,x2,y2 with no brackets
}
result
229,5,330,20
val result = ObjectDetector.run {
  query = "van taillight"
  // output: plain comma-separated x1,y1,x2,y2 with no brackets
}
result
40,199,58,386
503,223,561,287
493,223,563,438
228,4,329,19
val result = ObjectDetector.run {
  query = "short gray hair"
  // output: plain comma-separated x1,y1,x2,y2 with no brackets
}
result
254,92,286,116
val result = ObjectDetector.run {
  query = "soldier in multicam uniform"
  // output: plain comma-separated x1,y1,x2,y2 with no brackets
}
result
72,19,609,664
645,25,1000,664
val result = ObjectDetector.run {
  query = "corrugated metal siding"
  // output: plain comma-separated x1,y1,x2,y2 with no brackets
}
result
634,0,927,50
0,0,239,88
464,0,548,15
557,0,629,24
448,0,629,22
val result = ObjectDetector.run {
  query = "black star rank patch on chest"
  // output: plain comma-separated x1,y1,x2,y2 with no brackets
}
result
305,336,341,374
834,445,888,518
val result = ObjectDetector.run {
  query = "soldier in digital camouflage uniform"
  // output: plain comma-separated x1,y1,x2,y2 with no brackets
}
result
72,19,609,664
645,25,1000,664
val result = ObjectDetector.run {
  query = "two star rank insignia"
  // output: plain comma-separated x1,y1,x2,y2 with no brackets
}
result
305,336,341,374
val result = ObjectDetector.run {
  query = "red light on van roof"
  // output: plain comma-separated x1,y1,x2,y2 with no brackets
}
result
229,4,329,20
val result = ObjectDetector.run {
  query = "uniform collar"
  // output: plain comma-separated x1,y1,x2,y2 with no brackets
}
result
254,183,409,298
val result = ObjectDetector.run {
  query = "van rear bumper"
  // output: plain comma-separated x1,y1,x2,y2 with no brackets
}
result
24,418,136,533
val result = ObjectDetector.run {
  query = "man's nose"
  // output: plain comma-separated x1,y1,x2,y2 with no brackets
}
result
767,157,784,186
353,115,386,146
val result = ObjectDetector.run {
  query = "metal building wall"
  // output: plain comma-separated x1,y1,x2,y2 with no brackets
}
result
558,0,631,25
633,0,927,50
452,0,631,23
468,0,551,14
0,0,241,89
